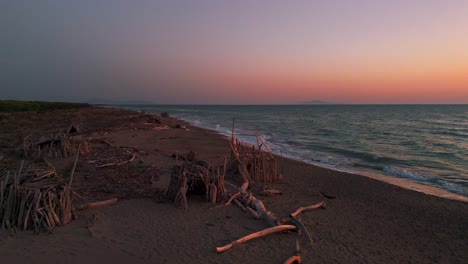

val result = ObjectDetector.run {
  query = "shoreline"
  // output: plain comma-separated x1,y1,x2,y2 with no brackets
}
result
149,110,467,203
1,106,467,263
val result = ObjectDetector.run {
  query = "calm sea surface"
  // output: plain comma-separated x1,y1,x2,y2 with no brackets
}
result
124,105,468,197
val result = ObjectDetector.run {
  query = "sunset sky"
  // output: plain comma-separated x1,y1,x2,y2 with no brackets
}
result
1,0,467,104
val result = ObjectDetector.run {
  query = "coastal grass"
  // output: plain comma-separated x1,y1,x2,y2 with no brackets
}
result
0,100,89,112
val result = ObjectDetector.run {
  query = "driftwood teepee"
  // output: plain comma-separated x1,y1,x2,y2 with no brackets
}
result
164,152,227,209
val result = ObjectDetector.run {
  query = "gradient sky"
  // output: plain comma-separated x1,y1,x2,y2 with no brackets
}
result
1,0,467,104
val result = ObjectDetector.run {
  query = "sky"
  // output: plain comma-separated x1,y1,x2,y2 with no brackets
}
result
1,0,467,104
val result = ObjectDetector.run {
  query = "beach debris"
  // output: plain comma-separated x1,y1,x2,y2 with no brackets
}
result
174,124,190,132
87,213,99,238
164,152,227,209
67,123,80,134
95,153,137,168
23,132,90,159
283,238,302,264
290,201,326,218
153,125,170,130
0,146,81,232
145,115,161,124
215,224,298,253
259,187,282,196
213,130,326,262
78,197,118,210
320,191,337,199
227,135,281,183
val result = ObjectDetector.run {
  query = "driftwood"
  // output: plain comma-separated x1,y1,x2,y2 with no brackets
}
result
164,152,227,209
284,238,302,264
96,153,136,168
260,187,282,196
216,225,297,253
0,155,79,232
78,198,118,210
289,215,313,248
87,213,99,238
290,201,326,218
23,132,90,159
212,128,327,262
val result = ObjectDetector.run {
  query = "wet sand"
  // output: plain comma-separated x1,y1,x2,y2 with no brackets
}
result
0,106,467,263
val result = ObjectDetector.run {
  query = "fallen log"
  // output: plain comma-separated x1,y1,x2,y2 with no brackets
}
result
216,224,297,253
78,198,118,210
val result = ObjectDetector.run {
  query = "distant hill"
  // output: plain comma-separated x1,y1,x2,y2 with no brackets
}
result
299,100,332,105
85,99,155,105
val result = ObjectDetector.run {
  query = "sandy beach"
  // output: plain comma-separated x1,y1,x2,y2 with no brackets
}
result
0,106,467,264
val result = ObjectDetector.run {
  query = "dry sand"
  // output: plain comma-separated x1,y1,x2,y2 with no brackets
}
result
0,106,467,264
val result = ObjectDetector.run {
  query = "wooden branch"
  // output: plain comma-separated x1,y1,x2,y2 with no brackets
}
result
215,225,297,253
250,196,279,226
246,207,261,219
260,188,282,196
78,198,118,210
284,255,301,264
289,215,313,248
290,201,326,218
232,199,247,212
68,144,81,188
210,184,217,204
96,153,136,168
284,238,302,264
225,192,240,206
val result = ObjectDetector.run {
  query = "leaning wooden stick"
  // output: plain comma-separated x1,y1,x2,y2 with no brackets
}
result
216,225,297,253
78,198,118,210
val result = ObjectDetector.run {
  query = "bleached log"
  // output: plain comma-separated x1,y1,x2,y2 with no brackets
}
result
78,198,118,210
215,225,297,253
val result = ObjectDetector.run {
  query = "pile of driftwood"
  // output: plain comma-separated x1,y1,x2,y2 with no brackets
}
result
163,123,325,262
164,152,227,209
0,151,79,232
216,135,326,263
228,135,281,183
23,133,90,159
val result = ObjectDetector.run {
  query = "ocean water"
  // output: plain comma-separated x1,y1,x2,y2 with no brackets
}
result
124,104,468,198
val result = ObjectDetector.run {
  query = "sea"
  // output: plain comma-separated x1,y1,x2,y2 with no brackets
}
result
123,104,468,198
